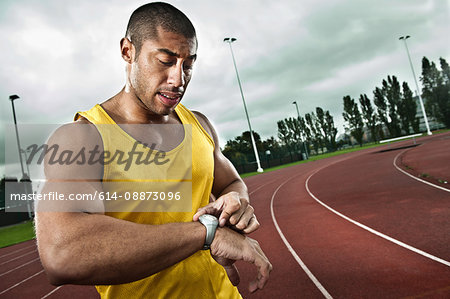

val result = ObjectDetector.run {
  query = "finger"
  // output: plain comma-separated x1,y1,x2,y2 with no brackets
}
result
219,210,233,227
242,215,260,234
234,205,254,231
192,208,207,221
224,197,248,225
219,196,242,226
250,254,271,292
193,200,223,221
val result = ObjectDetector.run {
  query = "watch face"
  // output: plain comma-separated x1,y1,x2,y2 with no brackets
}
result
200,214,219,225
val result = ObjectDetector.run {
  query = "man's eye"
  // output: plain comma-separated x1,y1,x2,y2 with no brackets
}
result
158,59,173,66
183,63,193,70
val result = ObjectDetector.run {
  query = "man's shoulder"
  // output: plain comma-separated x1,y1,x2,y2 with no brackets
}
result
189,110,217,145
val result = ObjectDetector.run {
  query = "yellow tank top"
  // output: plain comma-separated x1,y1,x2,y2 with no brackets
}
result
74,104,241,299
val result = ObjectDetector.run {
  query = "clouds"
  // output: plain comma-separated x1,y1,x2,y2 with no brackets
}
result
0,0,448,153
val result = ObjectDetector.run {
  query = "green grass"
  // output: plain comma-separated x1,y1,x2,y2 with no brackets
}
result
0,220,35,248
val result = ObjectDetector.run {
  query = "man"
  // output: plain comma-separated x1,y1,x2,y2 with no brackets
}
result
35,2,272,299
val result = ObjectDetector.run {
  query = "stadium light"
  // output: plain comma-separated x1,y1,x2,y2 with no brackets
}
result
399,35,432,135
224,37,263,173
9,94,27,178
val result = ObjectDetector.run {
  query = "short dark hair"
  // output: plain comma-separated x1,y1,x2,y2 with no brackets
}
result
125,2,197,56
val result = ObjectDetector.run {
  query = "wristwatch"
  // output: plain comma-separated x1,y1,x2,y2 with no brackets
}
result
199,214,219,250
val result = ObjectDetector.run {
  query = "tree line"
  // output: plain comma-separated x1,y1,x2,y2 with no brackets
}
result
342,56,449,145
222,56,449,168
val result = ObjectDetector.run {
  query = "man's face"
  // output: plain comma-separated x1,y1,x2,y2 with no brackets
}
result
128,27,197,115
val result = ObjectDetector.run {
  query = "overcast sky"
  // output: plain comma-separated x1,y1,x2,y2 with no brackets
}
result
1,0,449,168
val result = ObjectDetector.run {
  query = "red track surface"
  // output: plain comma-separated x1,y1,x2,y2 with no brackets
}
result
399,134,450,186
1,132,449,298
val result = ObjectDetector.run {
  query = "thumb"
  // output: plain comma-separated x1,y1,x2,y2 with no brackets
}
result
193,200,223,221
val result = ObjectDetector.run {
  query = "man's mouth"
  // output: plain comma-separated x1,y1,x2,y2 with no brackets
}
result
157,91,182,106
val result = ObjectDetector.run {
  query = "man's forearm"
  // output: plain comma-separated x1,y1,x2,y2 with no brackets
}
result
36,212,206,285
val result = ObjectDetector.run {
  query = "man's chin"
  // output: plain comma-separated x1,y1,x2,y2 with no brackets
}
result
158,103,179,116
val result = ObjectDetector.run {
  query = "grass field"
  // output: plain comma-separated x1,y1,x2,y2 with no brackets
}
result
0,220,35,248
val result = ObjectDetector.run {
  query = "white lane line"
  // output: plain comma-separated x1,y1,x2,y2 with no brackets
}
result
270,176,333,299
41,286,63,299
0,249,37,266
0,244,36,259
0,269,45,295
0,257,40,277
393,151,450,193
249,178,277,195
305,172,450,267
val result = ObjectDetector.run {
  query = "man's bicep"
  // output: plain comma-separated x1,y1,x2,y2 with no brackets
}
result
38,122,105,214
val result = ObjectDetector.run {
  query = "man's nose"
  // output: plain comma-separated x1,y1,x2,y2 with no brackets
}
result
167,64,185,87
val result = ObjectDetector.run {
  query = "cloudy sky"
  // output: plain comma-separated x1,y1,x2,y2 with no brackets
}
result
0,0,448,172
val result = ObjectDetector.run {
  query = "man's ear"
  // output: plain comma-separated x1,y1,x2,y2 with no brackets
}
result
120,37,135,64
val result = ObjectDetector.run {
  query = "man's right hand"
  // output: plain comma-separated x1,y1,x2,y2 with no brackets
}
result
210,227,272,293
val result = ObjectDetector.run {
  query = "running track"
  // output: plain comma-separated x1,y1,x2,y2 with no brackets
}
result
1,132,449,298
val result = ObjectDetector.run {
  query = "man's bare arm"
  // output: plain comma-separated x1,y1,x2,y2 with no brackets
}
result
36,120,208,285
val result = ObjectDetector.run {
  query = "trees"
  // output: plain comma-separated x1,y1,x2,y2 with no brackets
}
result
324,110,338,151
359,94,378,142
285,117,302,153
398,82,420,134
277,120,294,156
305,112,321,154
275,107,337,156
222,131,263,165
373,75,421,137
421,57,450,128
385,76,402,137
373,86,389,138
342,95,364,146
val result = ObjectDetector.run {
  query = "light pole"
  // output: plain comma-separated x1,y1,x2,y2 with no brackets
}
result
9,95,26,178
224,37,263,172
9,94,32,218
292,101,308,159
399,35,432,135
21,149,31,177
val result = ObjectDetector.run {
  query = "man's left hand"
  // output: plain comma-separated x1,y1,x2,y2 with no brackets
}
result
193,192,259,234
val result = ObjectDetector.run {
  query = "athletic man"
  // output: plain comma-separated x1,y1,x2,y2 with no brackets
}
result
35,2,272,298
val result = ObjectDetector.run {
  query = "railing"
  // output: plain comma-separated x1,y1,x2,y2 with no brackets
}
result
379,133,423,144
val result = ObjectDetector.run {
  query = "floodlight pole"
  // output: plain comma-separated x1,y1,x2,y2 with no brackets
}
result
399,35,432,135
224,37,263,172
9,94,32,218
292,101,308,159
9,95,26,177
